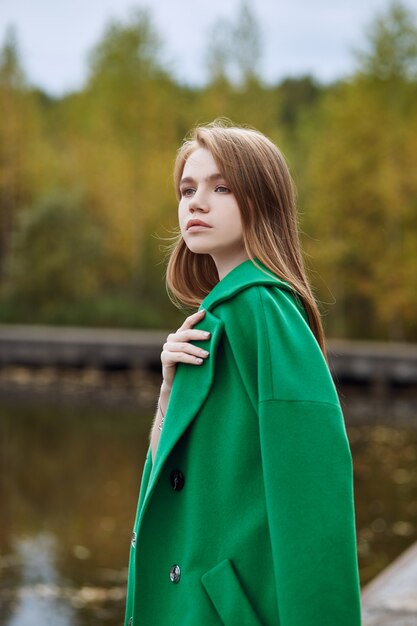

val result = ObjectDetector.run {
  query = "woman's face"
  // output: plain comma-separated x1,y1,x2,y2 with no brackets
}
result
178,147,247,272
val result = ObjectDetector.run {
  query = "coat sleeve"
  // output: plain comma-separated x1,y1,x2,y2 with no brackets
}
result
218,285,362,626
259,397,362,625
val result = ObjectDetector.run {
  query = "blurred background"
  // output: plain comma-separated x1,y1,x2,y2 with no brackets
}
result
0,0,416,624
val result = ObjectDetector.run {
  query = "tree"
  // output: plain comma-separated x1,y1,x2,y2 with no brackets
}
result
86,7,165,90
232,0,262,86
303,2,417,340
67,8,182,287
205,19,233,86
205,0,262,87
354,0,417,80
0,27,41,282
4,189,105,311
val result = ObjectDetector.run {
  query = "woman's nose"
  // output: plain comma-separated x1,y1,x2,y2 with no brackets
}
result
189,187,209,209
189,195,208,211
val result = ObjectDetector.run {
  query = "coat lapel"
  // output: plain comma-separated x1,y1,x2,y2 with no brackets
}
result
137,257,292,523
138,309,224,523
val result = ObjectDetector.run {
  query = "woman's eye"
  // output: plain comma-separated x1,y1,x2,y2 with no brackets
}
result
215,186,230,193
181,188,195,198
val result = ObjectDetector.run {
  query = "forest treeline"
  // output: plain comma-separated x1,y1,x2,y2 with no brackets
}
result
0,1,416,340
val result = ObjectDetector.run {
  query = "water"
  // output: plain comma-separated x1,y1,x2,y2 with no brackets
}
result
349,422,417,585
0,401,151,626
1,392,416,624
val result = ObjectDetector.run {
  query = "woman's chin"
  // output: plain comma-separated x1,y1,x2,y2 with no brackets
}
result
185,244,213,255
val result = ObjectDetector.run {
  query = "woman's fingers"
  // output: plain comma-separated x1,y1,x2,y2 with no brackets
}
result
164,341,210,360
161,309,212,388
163,351,206,365
167,328,211,342
177,308,206,331
170,310,211,342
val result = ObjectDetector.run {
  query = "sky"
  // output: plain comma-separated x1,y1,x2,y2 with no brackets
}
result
1,0,417,96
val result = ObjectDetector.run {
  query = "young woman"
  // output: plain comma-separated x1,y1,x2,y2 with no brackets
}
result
124,122,362,626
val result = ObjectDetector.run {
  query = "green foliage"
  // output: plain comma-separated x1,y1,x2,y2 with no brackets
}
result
0,26,26,88
275,76,323,129
3,189,105,311
86,7,165,88
0,27,46,279
303,75,417,340
0,1,416,340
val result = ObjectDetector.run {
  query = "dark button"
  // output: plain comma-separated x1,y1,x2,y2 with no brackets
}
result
170,470,185,491
128,618,133,626
131,531,136,548
169,564,181,583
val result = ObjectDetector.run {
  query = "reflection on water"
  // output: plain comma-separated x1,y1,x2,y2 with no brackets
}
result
0,391,416,623
3,531,127,626
6,533,74,626
0,401,151,626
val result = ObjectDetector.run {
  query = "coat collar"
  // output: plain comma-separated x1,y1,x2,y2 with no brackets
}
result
199,257,291,312
137,257,292,525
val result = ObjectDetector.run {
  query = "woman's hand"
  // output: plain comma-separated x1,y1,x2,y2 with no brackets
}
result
151,309,211,462
161,309,211,391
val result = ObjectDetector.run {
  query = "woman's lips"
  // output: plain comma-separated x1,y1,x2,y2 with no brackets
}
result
187,220,211,232
187,224,211,231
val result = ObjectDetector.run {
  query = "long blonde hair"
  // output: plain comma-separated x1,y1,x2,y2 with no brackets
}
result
165,120,326,355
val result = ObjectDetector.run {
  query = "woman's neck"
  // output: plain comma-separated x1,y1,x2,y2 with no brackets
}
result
212,251,250,281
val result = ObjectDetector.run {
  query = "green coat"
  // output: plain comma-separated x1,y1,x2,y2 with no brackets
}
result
125,258,362,626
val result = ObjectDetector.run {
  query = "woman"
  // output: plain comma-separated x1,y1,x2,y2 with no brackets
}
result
124,121,362,625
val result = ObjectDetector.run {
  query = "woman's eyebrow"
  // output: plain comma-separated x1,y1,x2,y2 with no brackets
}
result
180,173,225,186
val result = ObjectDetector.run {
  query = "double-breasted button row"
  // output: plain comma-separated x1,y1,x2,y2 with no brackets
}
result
169,564,181,583
170,469,185,491
168,471,183,584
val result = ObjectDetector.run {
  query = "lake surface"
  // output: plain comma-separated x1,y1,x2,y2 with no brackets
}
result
0,401,150,626
1,392,416,625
